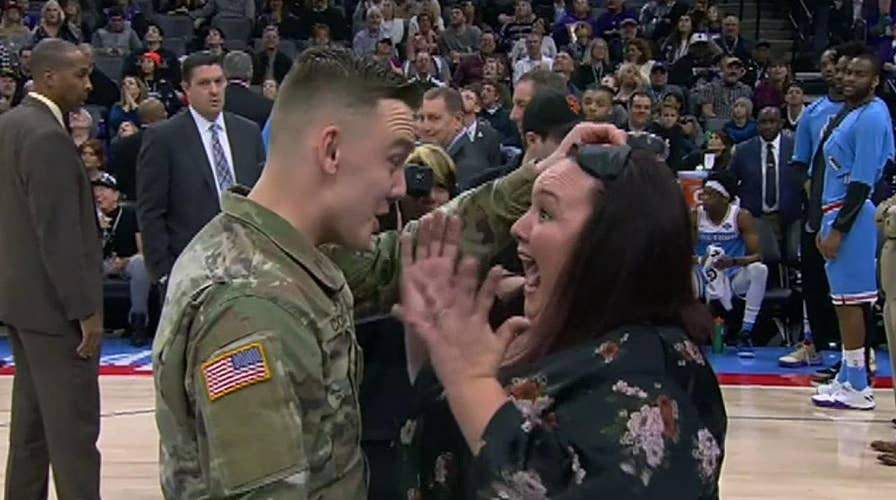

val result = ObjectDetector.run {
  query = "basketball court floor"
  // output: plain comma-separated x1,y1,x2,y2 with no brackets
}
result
0,340,893,499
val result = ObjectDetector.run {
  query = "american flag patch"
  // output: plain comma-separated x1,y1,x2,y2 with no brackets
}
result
202,343,272,401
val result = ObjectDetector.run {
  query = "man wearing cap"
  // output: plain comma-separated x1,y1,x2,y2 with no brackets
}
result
646,62,684,109
669,32,721,87
0,65,19,111
697,55,753,120
610,17,640,64
93,172,152,345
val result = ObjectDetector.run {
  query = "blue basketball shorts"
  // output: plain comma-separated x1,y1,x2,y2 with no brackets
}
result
820,200,878,306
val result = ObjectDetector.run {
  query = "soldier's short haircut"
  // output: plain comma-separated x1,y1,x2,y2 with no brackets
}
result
270,47,417,147
517,68,566,94
423,86,463,115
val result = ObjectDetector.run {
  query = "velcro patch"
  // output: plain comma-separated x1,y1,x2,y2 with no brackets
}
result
202,343,272,401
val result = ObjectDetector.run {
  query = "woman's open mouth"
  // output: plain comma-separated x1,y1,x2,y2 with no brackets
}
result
518,249,540,294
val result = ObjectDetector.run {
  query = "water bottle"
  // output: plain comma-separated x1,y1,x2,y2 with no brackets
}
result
712,318,726,354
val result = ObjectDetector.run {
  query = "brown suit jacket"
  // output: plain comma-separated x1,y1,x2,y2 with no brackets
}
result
0,97,103,333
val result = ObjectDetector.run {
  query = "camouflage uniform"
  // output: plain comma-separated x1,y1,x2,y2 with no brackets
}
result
153,162,537,499
324,161,537,318
876,195,896,407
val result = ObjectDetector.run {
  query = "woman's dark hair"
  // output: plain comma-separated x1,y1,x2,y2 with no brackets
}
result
533,150,712,359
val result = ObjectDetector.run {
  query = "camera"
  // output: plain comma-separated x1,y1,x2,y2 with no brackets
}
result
405,164,434,198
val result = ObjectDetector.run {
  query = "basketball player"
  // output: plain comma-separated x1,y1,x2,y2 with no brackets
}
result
811,51,895,410
694,172,768,357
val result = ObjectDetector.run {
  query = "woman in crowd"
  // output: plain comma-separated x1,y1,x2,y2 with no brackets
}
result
136,51,181,116
753,59,792,111
0,2,31,51
78,139,105,181
564,21,593,62
661,14,694,64
69,107,94,146
554,51,582,97
703,4,723,35
31,0,80,44
510,17,557,63
109,75,145,137
380,0,406,46
722,97,758,144
394,133,727,499
460,0,486,30
614,62,646,106
573,37,614,90
683,129,733,170
624,37,656,81
62,0,87,43
254,0,300,39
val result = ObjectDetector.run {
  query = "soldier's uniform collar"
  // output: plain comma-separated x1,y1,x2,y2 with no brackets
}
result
222,187,344,292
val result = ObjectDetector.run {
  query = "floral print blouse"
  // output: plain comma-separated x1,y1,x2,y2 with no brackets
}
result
399,324,728,500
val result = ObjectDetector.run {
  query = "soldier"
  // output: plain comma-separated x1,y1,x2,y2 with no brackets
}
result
871,194,896,465
153,45,625,498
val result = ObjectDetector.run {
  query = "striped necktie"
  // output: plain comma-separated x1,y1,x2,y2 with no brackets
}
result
209,123,234,193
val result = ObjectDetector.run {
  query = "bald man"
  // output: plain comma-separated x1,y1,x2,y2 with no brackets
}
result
0,38,103,499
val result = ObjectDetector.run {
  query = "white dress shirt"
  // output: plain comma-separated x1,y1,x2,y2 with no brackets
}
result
189,106,235,200
28,92,65,128
760,134,781,213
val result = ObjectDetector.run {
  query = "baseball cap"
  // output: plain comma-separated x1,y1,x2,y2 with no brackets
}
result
92,172,119,191
755,39,771,49
4,1,22,11
724,56,744,67
651,62,668,73
620,18,639,27
0,66,16,78
522,91,581,137
690,33,710,44
142,51,162,65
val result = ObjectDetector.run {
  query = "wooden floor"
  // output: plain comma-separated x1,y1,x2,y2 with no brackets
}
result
0,378,893,499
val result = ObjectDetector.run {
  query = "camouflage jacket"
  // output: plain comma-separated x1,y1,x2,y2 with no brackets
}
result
153,188,365,499
877,194,896,239
152,161,536,499
323,160,537,319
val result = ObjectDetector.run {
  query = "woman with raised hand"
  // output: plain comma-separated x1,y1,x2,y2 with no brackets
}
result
395,135,727,499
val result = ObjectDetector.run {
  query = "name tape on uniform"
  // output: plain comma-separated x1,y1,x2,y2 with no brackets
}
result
202,342,272,401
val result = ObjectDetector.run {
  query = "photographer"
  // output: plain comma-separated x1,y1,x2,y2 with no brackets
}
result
398,144,457,224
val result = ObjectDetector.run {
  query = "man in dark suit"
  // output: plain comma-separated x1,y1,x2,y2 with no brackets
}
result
223,50,273,130
417,86,495,191
460,85,502,168
137,51,266,284
729,106,801,242
108,97,168,201
0,38,104,500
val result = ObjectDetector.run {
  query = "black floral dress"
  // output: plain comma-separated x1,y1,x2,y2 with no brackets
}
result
398,324,728,499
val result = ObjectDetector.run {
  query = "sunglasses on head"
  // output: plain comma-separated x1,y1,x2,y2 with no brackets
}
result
574,132,668,181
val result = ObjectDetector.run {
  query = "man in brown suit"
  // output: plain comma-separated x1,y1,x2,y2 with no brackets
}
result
0,38,103,499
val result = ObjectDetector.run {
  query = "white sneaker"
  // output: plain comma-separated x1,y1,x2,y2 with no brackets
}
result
812,382,875,410
815,379,842,396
